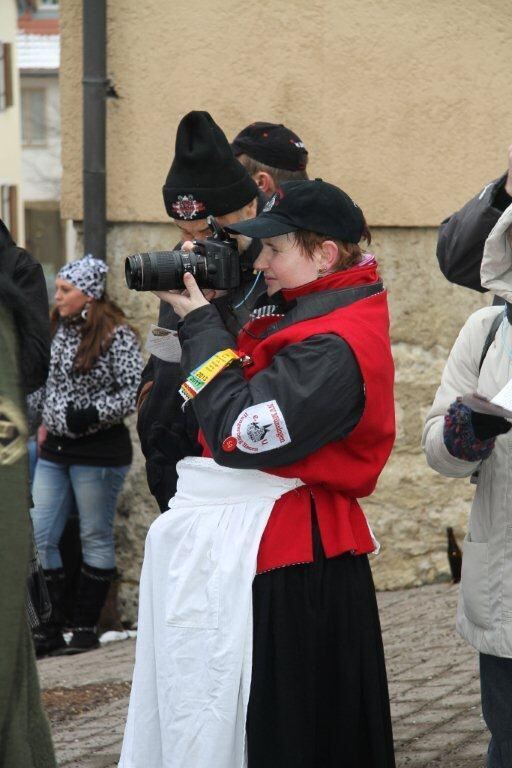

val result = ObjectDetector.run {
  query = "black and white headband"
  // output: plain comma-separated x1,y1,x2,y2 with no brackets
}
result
58,254,109,299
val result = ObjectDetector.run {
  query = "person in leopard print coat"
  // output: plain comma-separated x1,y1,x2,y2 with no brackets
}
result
30,319,141,439
29,255,143,656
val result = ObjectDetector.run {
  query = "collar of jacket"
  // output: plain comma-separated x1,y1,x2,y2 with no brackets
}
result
256,281,382,339
256,189,267,214
281,261,379,300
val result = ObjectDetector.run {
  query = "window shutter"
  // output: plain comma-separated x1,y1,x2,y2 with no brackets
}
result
8,186,18,242
0,185,18,241
4,44,12,108
0,44,5,111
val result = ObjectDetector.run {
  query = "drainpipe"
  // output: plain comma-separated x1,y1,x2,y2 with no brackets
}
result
82,0,106,260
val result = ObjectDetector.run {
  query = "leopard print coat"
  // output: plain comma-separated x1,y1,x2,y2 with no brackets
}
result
29,319,143,438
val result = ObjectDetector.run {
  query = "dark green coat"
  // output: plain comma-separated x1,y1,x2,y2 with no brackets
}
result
0,280,56,768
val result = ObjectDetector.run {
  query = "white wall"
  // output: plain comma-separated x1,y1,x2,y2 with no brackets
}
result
21,72,61,202
0,0,24,242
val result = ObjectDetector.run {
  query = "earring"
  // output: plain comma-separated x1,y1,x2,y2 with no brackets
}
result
81,302,91,320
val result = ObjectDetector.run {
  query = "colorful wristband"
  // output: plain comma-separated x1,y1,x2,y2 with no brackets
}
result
179,349,242,404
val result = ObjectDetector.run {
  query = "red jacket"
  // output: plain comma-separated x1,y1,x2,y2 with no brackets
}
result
202,265,395,573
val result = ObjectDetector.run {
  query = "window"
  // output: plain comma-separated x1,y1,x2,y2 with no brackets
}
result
0,43,13,112
0,186,18,241
21,89,47,145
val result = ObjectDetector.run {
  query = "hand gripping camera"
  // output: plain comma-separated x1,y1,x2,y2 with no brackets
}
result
124,217,241,292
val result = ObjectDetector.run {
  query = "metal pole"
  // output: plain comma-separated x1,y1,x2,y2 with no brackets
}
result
82,0,106,260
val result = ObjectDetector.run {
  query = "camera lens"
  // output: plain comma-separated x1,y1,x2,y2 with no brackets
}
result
124,254,145,290
124,251,208,291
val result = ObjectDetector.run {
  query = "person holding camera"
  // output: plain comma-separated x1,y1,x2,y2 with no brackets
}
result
137,111,269,512
120,179,396,768
437,144,512,296
29,254,143,655
424,202,512,767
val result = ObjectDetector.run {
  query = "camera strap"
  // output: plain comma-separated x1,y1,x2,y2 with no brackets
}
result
179,348,243,405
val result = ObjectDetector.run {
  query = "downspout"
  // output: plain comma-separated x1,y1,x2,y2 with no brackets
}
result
82,0,106,260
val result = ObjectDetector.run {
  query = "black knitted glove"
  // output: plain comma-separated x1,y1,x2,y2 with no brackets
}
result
471,411,512,441
443,402,496,461
66,402,99,434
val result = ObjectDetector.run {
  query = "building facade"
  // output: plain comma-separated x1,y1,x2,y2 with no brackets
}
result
0,0,23,243
18,3,68,300
59,0,510,617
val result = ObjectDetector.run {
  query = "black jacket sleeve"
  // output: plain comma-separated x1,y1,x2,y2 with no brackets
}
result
136,298,183,441
437,173,512,292
137,297,181,395
136,299,201,510
12,253,50,393
0,239,50,394
179,304,365,470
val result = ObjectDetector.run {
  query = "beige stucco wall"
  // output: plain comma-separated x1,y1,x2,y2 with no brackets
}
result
61,0,512,226
0,0,24,242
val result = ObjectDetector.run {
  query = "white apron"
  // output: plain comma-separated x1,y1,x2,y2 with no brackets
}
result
119,457,303,768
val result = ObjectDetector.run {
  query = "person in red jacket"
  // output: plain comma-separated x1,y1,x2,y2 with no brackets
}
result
120,179,396,768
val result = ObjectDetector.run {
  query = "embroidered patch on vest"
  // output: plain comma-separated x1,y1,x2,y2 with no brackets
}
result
231,400,291,454
171,195,206,220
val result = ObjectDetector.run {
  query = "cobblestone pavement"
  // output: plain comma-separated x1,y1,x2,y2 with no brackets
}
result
37,583,488,768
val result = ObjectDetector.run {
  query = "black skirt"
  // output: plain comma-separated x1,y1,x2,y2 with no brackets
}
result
247,516,396,768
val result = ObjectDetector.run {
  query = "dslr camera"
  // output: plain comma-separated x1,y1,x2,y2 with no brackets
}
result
125,217,241,292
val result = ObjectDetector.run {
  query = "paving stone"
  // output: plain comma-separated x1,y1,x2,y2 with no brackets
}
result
398,750,442,765
449,737,487,760
37,583,490,766
441,691,482,708
391,701,428,719
415,729,469,751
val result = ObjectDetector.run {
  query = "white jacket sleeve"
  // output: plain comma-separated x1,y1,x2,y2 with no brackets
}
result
422,309,497,478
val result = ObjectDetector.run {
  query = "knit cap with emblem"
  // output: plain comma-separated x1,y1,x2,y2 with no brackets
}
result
162,111,258,221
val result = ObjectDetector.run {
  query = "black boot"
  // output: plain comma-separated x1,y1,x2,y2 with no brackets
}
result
32,569,67,658
61,563,116,654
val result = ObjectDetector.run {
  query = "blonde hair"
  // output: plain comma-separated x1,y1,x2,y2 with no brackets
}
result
292,225,371,271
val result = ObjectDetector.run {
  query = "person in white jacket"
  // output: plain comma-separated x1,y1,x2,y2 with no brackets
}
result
423,203,512,767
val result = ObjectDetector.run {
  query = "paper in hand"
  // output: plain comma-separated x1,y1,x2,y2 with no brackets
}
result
491,378,512,413
459,382,512,420
145,324,182,363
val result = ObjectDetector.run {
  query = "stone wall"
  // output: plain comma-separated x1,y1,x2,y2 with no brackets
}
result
367,228,488,590
60,0,512,230
80,222,489,621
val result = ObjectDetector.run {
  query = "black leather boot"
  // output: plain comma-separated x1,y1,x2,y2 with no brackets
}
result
32,568,67,657
60,563,116,654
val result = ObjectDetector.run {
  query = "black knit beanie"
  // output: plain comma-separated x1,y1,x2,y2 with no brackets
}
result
162,111,258,220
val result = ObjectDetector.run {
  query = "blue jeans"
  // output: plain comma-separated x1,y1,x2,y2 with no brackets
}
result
31,459,129,571
27,437,38,489
480,652,512,767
